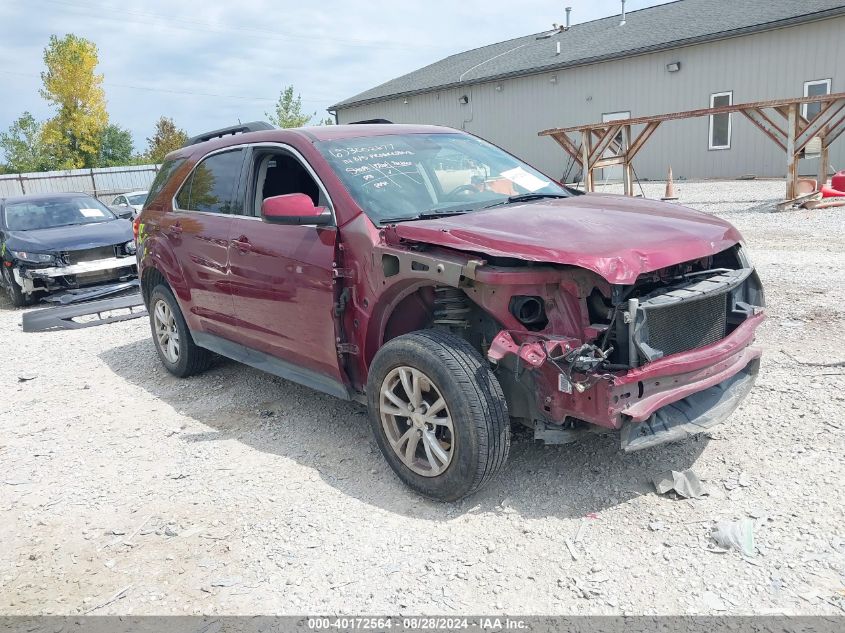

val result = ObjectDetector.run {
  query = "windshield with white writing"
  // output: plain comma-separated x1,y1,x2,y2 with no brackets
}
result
317,133,568,224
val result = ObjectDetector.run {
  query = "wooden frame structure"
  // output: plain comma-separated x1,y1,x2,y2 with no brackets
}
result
539,92,845,200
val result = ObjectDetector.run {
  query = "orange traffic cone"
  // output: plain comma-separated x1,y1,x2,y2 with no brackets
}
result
821,184,845,198
662,167,678,201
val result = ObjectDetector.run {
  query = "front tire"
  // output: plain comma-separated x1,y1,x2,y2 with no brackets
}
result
2,267,31,307
367,329,510,501
149,284,213,377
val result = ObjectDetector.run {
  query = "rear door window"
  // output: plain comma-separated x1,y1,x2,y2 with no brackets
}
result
176,149,245,214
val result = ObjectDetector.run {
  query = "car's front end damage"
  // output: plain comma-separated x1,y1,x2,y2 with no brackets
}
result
10,242,138,298
478,247,765,450
378,196,765,452
1,193,140,307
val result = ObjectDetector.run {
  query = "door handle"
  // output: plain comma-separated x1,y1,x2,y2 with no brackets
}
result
231,236,253,253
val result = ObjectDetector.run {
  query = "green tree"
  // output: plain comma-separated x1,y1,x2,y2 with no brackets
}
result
96,124,134,167
266,86,314,128
318,116,335,126
189,162,218,209
0,112,51,173
40,34,108,169
146,116,188,163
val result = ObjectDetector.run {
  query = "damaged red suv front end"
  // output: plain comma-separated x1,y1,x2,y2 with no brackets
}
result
386,193,765,451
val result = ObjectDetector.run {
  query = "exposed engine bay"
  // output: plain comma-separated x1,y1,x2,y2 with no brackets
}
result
466,245,765,450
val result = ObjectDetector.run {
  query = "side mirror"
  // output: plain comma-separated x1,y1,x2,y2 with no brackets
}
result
109,205,134,220
262,193,332,225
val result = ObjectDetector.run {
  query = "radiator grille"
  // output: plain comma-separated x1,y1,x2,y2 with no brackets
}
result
64,246,116,265
641,292,728,358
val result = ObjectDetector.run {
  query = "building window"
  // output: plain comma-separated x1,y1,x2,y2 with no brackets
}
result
803,79,831,119
709,91,732,150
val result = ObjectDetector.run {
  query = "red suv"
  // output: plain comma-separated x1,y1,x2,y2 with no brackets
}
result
137,122,765,501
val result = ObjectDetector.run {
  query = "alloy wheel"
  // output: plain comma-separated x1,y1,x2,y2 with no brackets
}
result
153,299,180,364
379,366,454,477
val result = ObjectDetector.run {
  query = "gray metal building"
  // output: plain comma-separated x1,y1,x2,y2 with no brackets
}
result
331,0,845,182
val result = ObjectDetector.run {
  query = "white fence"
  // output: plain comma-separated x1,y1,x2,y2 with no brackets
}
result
0,164,161,201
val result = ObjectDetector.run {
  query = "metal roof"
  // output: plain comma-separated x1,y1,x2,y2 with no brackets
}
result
331,0,845,110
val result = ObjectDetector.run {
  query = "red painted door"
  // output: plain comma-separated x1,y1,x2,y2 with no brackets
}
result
227,217,344,386
165,147,247,339
162,210,235,338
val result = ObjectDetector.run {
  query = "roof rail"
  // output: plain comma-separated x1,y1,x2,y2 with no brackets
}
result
184,121,275,147
350,118,393,124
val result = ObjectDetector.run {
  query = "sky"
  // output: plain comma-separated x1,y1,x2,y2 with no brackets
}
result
0,0,673,158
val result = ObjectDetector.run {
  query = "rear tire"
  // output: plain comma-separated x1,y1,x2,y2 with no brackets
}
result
149,284,213,377
367,329,510,501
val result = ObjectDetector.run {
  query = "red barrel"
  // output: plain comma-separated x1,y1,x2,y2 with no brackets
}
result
832,170,845,192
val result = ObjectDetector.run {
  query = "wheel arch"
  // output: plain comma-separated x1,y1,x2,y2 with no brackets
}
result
363,280,492,372
363,280,438,369
138,234,190,309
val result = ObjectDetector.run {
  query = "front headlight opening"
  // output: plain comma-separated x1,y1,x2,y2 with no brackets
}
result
10,250,54,263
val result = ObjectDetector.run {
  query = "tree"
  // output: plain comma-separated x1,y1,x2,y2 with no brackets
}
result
96,124,134,167
266,86,314,128
318,116,335,126
146,116,188,163
39,34,108,169
0,112,51,173
189,162,219,210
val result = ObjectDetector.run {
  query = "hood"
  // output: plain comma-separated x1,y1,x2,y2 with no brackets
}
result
389,194,743,284
5,219,133,253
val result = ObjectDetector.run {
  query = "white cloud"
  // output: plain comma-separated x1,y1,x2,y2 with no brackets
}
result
0,0,672,158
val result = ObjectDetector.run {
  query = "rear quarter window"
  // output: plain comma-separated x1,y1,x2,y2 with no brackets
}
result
145,158,186,208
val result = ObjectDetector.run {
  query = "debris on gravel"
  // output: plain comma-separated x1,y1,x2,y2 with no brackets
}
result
712,519,756,557
653,469,706,499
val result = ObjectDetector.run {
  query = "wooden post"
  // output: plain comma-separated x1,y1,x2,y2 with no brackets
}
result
622,125,633,196
785,104,798,200
818,139,829,188
581,130,593,192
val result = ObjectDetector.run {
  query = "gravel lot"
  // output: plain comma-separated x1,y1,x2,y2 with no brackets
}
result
1,179,844,616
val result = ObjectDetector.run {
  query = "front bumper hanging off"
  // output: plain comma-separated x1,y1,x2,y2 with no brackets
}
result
487,309,765,451
619,356,760,452
12,253,144,332
22,292,147,333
